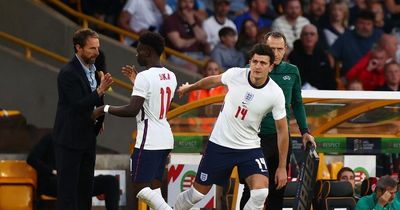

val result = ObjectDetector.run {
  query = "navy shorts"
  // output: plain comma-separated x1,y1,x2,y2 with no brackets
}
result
130,148,171,183
195,141,269,186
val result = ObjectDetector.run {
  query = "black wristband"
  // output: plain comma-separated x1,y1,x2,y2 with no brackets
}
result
300,128,310,136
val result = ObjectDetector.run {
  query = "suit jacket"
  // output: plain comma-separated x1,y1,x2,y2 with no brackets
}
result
53,56,104,150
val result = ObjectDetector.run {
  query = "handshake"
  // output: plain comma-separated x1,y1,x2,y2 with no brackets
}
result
92,65,138,121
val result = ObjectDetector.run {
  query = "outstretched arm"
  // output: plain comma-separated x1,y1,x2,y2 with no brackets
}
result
93,96,145,118
177,75,223,98
274,117,289,190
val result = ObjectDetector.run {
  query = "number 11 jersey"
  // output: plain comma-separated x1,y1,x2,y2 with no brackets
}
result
210,67,286,149
131,67,177,150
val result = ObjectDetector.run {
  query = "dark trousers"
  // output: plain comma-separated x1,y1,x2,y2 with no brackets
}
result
39,175,119,210
55,145,96,210
240,134,291,210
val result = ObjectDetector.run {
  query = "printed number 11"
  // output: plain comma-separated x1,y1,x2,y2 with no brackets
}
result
235,106,248,120
159,87,171,119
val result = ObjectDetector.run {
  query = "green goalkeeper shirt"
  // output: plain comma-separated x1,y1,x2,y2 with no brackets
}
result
259,61,309,135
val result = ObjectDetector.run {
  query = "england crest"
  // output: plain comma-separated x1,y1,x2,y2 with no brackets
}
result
242,91,254,105
200,172,208,181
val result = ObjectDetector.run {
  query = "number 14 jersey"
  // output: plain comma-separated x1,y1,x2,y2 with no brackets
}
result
131,67,177,150
210,67,286,149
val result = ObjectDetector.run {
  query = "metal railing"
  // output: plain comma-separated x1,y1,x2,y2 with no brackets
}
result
0,31,134,91
0,31,181,108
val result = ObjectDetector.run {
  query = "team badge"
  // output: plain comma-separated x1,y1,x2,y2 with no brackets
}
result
283,75,291,80
242,91,254,105
200,172,208,181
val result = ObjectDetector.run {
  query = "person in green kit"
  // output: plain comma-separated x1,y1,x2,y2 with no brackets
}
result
240,31,316,210
355,175,399,210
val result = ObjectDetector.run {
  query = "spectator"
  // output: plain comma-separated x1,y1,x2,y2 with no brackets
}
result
118,0,171,46
163,0,210,72
166,0,208,21
355,175,399,210
330,10,383,77
305,0,329,49
346,46,388,90
377,34,398,62
383,0,400,30
376,61,400,91
203,0,237,50
234,0,273,33
236,19,259,61
347,79,364,90
188,59,227,102
27,134,120,210
81,0,125,39
305,0,327,26
271,0,311,50
288,24,336,90
227,0,248,19
154,0,173,19
211,27,245,71
337,167,356,189
349,0,367,26
367,1,392,33
323,0,349,48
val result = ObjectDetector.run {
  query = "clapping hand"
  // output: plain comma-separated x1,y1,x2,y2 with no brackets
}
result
122,65,138,85
97,71,113,95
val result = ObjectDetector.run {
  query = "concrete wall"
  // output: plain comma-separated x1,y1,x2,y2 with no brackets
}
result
0,46,135,154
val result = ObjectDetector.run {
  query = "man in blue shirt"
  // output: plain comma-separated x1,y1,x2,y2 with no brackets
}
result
234,0,274,32
330,10,382,77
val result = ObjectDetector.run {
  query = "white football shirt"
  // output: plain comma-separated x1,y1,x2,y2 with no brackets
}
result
131,67,177,150
210,67,286,149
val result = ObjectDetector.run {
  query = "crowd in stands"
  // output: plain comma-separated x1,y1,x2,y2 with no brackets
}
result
63,0,400,93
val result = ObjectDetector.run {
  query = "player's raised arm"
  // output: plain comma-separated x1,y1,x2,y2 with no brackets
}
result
177,74,223,98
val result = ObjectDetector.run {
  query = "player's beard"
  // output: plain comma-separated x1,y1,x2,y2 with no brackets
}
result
82,55,97,65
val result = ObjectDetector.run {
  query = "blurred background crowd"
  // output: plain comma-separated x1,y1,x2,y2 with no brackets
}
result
59,0,400,92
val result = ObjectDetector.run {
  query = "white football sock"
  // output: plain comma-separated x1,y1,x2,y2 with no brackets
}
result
137,187,172,210
150,188,162,210
243,188,269,210
174,187,205,210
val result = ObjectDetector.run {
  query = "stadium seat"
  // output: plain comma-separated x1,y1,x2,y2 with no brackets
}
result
283,181,298,209
319,181,356,210
312,179,335,210
360,177,378,196
0,160,37,210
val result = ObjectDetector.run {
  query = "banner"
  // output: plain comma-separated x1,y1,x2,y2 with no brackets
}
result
346,137,381,154
344,155,376,183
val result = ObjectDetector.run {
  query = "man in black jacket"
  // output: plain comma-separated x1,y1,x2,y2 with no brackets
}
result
52,28,113,210
288,24,336,90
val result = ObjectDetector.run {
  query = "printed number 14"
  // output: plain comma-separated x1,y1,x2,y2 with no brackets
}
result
235,106,248,120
